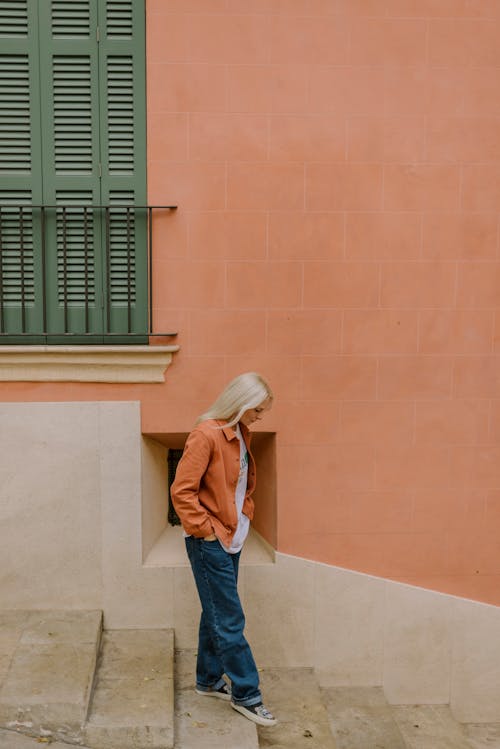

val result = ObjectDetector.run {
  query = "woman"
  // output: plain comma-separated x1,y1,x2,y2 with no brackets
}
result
171,372,276,727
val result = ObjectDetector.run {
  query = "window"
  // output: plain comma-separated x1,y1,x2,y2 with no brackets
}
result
167,448,182,527
0,0,148,343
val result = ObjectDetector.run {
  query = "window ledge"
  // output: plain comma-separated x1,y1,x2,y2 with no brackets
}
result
0,345,180,383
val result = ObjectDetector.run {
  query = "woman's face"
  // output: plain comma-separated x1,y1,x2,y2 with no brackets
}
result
239,397,272,428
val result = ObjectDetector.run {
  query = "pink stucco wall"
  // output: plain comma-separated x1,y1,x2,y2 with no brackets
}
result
145,0,500,605
2,0,500,606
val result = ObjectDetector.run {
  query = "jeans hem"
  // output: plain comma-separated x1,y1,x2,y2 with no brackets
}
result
196,676,227,692
232,694,262,708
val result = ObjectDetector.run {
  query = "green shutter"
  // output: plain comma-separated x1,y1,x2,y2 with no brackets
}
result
0,0,43,340
0,0,29,36
0,0,147,344
38,0,104,341
99,0,147,341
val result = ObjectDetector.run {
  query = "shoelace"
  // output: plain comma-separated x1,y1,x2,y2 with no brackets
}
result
255,705,274,719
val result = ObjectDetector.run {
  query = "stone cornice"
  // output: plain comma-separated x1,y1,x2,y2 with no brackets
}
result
0,345,179,383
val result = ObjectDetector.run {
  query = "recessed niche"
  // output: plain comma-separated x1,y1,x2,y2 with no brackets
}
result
141,431,276,567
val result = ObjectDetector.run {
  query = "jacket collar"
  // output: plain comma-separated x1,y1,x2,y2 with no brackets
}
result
217,420,250,443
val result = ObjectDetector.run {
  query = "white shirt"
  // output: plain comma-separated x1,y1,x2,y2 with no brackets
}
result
223,423,250,554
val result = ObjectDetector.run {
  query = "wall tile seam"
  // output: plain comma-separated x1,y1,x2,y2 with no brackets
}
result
155,265,500,272
146,112,499,121
487,398,494,443
157,139,500,157
147,7,500,19
219,160,490,166
148,103,500,114
222,260,466,264
149,208,499,214
158,262,500,274
147,58,500,69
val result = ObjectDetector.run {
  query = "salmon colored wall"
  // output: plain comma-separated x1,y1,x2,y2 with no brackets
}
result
145,0,500,606
2,0,500,606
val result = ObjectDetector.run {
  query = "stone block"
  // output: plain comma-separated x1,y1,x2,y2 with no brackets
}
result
84,629,174,749
0,610,102,744
256,667,335,749
322,686,406,749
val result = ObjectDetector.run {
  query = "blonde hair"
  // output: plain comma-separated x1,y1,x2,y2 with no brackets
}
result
197,372,273,428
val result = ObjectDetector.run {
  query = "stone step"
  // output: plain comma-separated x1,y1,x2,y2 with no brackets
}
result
322,686,407,749
464,723,500,749
391,704,498,749
0,610,102,745
84,629,174,749
0,726,91,748
2,612,499,749
174,649,258,749
256,667,336,749
322,687,500,749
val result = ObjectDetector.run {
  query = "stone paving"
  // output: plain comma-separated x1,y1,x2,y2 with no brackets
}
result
174,649,257,749
0,610,101,745
0,611,174,749
1,611,500,749
0,729,89,748
323,689,500,749
256,666,335,749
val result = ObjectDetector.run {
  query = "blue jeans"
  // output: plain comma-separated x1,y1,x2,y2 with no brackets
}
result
185,536,261,707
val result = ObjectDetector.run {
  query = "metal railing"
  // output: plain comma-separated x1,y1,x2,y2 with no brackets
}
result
0,204,177,342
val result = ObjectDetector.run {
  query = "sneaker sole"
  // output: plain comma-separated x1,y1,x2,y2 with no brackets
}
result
195,687,231,701
231,701,277,726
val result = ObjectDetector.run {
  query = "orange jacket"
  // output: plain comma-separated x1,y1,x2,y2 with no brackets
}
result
171,419,256,547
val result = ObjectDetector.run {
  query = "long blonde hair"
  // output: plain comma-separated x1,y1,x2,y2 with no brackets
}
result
197,372,273,428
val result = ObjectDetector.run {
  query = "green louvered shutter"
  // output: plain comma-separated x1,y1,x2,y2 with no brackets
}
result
38,0,104,341
99,0,147,342
0,0,147,344
0,0,44,341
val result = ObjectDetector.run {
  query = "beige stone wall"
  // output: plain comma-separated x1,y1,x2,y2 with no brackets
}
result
241,554,500,723
0,402,103,609
0,401,499,723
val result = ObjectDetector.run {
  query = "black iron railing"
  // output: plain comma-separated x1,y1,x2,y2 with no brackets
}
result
0,204,177,342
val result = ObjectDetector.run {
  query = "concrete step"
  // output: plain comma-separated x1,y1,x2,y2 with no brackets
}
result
322,687,500,749
2,611,499,749
322,686,407,749
256,667,336,748
0,609,102,745
174,649,258,749
84,629,174,749
392,704,472,748
464,723,500,748
0,726,91,748
391,704,500,749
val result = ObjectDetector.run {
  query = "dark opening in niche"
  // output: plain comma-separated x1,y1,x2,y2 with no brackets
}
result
167,448,183,526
